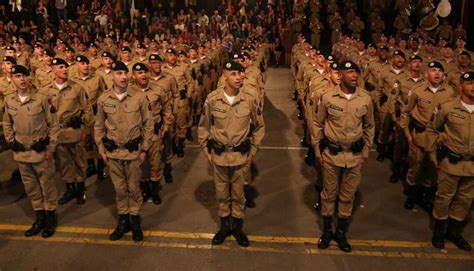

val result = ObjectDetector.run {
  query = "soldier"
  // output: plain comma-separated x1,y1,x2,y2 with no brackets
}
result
40,58,90,205
329,12,344,46
198,60,265,247
65,46,77,78
390,55,426,183
0,56,18,152
3,65,59,238
119,47,135,72
87,43,102,71
95,51,115,90
71,55,108,180
129,62,172,205
350,16,365,40
427,71,473,252
436,20,453,43
310,17,323,49
314,61,375,253
148,54,179,184
162,48,193,158
30,43,45,74
400,61,457,211
94,61,153,242
133,43,148,63
375,50,408,162
394,11,411,41
445,51,471,94
34,49,56,89
371,14,385,44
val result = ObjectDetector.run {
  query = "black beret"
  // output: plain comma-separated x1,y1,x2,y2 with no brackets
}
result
166,48,177,55
149,54,162,62
52,58,69,67
11,65,30,76
409,55,423,62
150,39,158,44
132,62,149,72
460,72,474,81
392,50,405,59
121,46,132,52
443,44,453,49
111,61,129,72
426,39,436,46
379,45,388,51
45,49,56,57
327,55,336,62
427,61,444,72
340,61,360,73
178,50,187,56
367,43,376,49
65,46,75,52
34,43,43,49
223,61,245,72
101,51,114,58
89,43,99,48
5,46,16,51
76,55,89,64
330,62,341,70
457,36,466,42
137,43,147,49
231,53,243,60
3,56,16,65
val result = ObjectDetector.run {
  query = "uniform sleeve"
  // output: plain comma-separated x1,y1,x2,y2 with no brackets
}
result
249,98,265,157
94,97,106,154
361,97,375,159
2,101,14,144
45,96,59,153
140,96,153,152
161,89,173,133
313,95,328,158
400,90,418,137
425,105,446,153
197,98,212,155
170,76,180,114
78,85,92,132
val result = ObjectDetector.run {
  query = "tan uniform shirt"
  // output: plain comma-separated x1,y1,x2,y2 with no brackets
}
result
314,87,375,167
426,96,474,176
39,80,91,143
3,89,59,163
198,88,265,166
34,65,55,89
94,88,153,160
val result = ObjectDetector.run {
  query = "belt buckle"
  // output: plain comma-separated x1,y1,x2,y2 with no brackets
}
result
226,146,234,152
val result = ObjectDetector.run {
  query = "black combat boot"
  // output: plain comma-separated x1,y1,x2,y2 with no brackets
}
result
404,185,417,210
140,181,152,202
25,210,45,237
58,183,77,205
130,215,144,242
304,146,315,166
212,216,232,245
431,219,446,249
150,181,162,205
76,182,86,204
231,217,250,247
376,144,385,162
164,163,173,183
334,218,352,252
186,127,193,141
244,185,255,208
86,159,97,177
318,216,333,249
109,214,131,241
446,219,472,251
97,158,107,181
41,210,57,238
176,138,185,158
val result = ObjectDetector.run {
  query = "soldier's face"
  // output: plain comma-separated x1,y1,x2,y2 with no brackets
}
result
78,62,90,75
456,39,465,48
5,49,15,57
34,47,43,55
399,40,407,48
379,50,388,60
54,64,68,79
112,70,128,89
89,47,98,56
392,56,405,69
44,55,53,65
316,55,325,66
137,48,146,56
458,55,470,68
409,60,422,72
167,53,177,64
12,73,30,90
121,51,131,61
367,47,376,56
133,70,148,85
102,57,113,68
2,61,14,74
178,55,186,63
460,81,474,99
442,48,453,58
329,70,342,85
150,43,158,51
426,68,443,85
224,70,244,89
341,69,359,88
189,49,197,59
149,61,161,74
66,51,74,60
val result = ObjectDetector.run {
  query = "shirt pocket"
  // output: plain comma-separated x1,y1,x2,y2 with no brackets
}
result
327,107,343,120
355,105,367,118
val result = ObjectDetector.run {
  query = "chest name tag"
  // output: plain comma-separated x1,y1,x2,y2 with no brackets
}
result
104,103,116,108
449,112,465,119
213,108,226,113
419,98,431,104
329,104,343,111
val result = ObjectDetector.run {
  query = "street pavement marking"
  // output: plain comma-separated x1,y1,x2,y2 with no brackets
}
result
0,224,471,250
0,233,473,261
185,145,377,151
